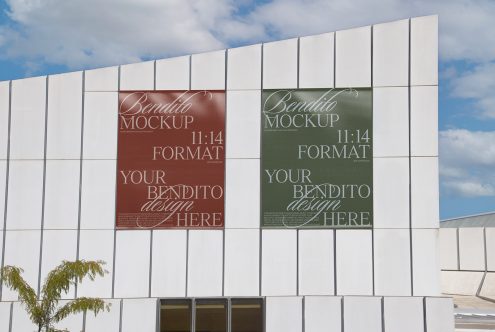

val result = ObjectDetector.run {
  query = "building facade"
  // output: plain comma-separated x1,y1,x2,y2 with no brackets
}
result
0,15,454,332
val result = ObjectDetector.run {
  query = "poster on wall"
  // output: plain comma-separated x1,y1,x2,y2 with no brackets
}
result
116,91,225,229
261,88,373,228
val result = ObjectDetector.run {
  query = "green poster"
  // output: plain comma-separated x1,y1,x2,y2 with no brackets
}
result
261,88,373,228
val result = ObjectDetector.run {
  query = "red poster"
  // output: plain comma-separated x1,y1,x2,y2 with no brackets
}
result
116,91,225,229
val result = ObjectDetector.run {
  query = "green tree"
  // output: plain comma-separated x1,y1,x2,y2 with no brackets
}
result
0,260,111,332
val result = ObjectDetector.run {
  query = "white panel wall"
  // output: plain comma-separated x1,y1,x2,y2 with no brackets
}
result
336,230,373,295
191,50,225,90
374,229,411,295
227,44,261,90
459,227,485,271
411,157,439,229
52,301,83,332
412,229,440,296
114,230,150,298
265,297,302,332
9,76,46,159
263,39,298,89
120,61,155,90
441,271,483,295
0,81,10,159
225,159,260,229
299,33,334,88
336,26,371,87
410,15,438,86
187,230,223,296
156,56,190,90
224,229,259,296
151,230,187,297
373,88,409,158
46,72,83,159
304,296,341,332
43,160,80,229
121,298,157,332
383,297,424,332
10,301,37,332
2,231,41,301
85,299,121,332
298,230,334,295
77,230,114,298
0,161,6,230
373,19,409,87
425,297,454,332
262,230,297,296
80,160,116,229
85,66,119,92
40,230,78,299
410,86,438,156
0,302,10,332
343,297,382,332
373,158,409,228
6,160,44,230
225,90,261,159
439,228,458,270
83,92,118,159
487,228,495,271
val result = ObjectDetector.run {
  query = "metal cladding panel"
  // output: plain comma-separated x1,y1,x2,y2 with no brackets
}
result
410,15,438,86
9,76,46,159
114,230,151,298
156,55,190,90
46,71,83,159
0,81,10,159
487,228,495,271
10,302,37,332
151,230,187,297
299,32,334,88
373,19,409,87
336,230,373,295
77,230,115,298
411,157,439,229
2,231,41,301
412,229,441,296
121,298,157,332
410,86,438,157
304,296,341,332
85,66,119,92
374,229,411,296
336,26,371,87
187,230,223,296
6,160,44,230
425,297,455,332
85,299,121,332
265,297,302,332
224,229,260,296
458,227,485,271
343,296,382,332
383,297,424,332
227,44,262,90
120,61,155,90
298,230,334,295
263,38,298,89
43,160,80,230
261,229,297,296
0,161,6,230
439,228,458,270
191,50,226,90
0,302,10,332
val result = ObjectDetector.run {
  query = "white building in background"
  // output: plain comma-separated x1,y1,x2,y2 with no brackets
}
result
0,15,455,332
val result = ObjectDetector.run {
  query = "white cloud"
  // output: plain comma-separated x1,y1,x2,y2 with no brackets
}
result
1,0,495,72
450,62,495,118
440,129,495,197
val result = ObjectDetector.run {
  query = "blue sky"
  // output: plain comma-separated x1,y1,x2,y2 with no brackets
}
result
0,0,494,220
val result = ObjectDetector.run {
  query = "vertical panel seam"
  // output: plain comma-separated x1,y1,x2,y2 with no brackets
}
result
75,71,85,299
222,49,228,297
37,75,49,298
334,31,337,88
189,56,192,90
408,18,415,296
371,25,375,297
381,297,385,332
118,299,123,332
334,230,337,295
340,296,344,332
456,228,460,270
185,229,189,296
297,38,300,89
259,42,264,297
8,301,13,332
153,61,157,91
296,229,299,296
423,297,428,332
112,66,121,299
149,230,153,298
0,80,12,301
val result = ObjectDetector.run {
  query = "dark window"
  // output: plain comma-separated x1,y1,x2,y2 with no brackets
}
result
160,300,192,332
160,298,263,332
231,298,263,332
196,299,227,332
